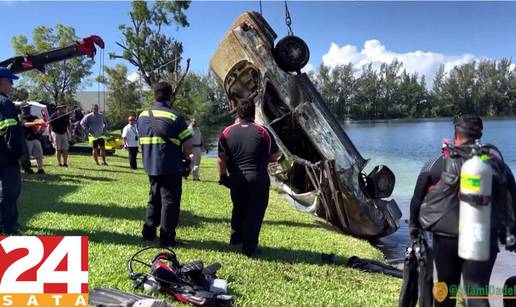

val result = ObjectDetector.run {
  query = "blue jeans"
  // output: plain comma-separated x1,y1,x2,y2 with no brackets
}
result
0,163,21,234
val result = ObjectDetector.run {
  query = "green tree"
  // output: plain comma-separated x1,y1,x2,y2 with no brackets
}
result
378,60,402,118
429,65,451,116
10,87,29,101
103,64,141,128
314,63,355,119
11,25,94,106
353,63,380,119
397,71,428,118
444,62,477,115
111,1,190,87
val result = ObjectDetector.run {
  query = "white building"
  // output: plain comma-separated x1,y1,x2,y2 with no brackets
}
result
74,91,108,112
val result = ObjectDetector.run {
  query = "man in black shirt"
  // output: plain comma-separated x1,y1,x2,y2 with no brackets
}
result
20,105,45,174
217,100,281,257
49,105,70,167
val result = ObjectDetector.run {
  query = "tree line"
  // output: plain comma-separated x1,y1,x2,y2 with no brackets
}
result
8,0,516,132
310,58,516,120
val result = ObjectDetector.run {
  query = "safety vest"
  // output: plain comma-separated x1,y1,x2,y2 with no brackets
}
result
0,95,25,166
137,102,191,176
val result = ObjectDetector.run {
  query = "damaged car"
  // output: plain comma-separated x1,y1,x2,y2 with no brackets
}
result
210,11,402,238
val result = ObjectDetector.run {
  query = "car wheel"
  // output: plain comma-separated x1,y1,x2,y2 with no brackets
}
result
273,35,310,72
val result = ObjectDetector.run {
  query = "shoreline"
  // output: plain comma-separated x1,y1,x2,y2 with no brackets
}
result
339,115,516,125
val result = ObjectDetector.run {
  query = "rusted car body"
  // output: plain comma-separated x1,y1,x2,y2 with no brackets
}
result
210,11,401,238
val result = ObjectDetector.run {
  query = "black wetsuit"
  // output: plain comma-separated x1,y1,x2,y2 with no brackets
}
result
410,154,499,307
218,121,278,255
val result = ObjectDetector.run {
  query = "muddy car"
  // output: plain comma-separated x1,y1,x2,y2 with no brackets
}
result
210,11,401,238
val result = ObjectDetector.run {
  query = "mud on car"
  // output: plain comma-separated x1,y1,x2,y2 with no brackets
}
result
210,11,401,238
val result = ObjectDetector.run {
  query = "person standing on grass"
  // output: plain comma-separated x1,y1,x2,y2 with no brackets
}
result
217,99,281,257
122,115,139,170
49,105,70,167
138,81,193,247
0,67,26,235
20,105,45,174
81,104,108,166
188,118,203,181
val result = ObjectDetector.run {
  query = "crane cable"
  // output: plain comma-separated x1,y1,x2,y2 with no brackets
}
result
97,48,106,112
102,48,106,112
284,0,294,36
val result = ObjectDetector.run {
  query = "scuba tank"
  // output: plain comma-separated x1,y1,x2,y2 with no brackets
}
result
458,144,493,261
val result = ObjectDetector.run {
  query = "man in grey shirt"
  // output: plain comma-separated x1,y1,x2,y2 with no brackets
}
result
188,118,203,180
80,104,108,165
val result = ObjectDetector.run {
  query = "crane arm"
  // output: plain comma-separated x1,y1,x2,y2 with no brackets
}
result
0,35,105,74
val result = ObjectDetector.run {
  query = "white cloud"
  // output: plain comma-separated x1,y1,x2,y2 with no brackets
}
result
127,71,152,91
127,71,140,82
321,39,479,86
301,62,314,73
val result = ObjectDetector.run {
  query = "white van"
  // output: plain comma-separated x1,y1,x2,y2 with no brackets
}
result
13,101,54,154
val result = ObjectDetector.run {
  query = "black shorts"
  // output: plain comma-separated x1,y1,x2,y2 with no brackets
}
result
92,138,105,149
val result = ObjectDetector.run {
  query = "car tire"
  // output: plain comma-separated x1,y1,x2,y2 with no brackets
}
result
273,35,310,72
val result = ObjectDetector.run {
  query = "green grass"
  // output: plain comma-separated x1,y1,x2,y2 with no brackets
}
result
19,151,401,306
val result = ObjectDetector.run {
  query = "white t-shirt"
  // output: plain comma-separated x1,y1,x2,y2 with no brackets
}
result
122,124,139,147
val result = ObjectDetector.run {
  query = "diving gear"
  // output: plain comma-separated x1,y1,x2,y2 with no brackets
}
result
458,145,492,261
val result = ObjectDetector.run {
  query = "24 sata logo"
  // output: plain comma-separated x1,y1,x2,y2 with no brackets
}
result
0,236,88,307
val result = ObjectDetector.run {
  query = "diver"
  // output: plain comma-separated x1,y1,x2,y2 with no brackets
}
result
409,114,516,307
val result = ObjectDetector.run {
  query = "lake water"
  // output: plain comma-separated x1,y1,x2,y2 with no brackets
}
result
343,118,516,216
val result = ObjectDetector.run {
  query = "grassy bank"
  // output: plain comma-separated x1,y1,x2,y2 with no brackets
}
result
19,151,401,306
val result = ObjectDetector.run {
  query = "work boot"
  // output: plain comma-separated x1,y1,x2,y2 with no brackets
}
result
159,228,183,247
37,169,45,175
142,225,156,242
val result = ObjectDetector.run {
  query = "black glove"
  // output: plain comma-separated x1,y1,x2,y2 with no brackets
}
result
181,157,192,178
218,174,230,188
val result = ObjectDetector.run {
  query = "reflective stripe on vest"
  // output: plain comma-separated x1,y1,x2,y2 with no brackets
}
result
140,110,177,121
0,118,18,130
140,136,180,146
178,128,192,141
0,118,18,135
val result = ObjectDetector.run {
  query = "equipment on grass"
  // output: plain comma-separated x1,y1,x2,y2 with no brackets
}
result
127,247,235,306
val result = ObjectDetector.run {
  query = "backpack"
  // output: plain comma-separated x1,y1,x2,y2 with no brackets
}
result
418,149,463,236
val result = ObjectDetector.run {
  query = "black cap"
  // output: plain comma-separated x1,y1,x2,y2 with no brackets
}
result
454,114,483,138
153,81,172,103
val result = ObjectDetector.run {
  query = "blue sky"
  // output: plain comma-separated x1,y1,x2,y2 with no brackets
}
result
1,1,516,89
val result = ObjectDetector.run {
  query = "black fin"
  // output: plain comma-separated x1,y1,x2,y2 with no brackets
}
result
89,288,170,307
